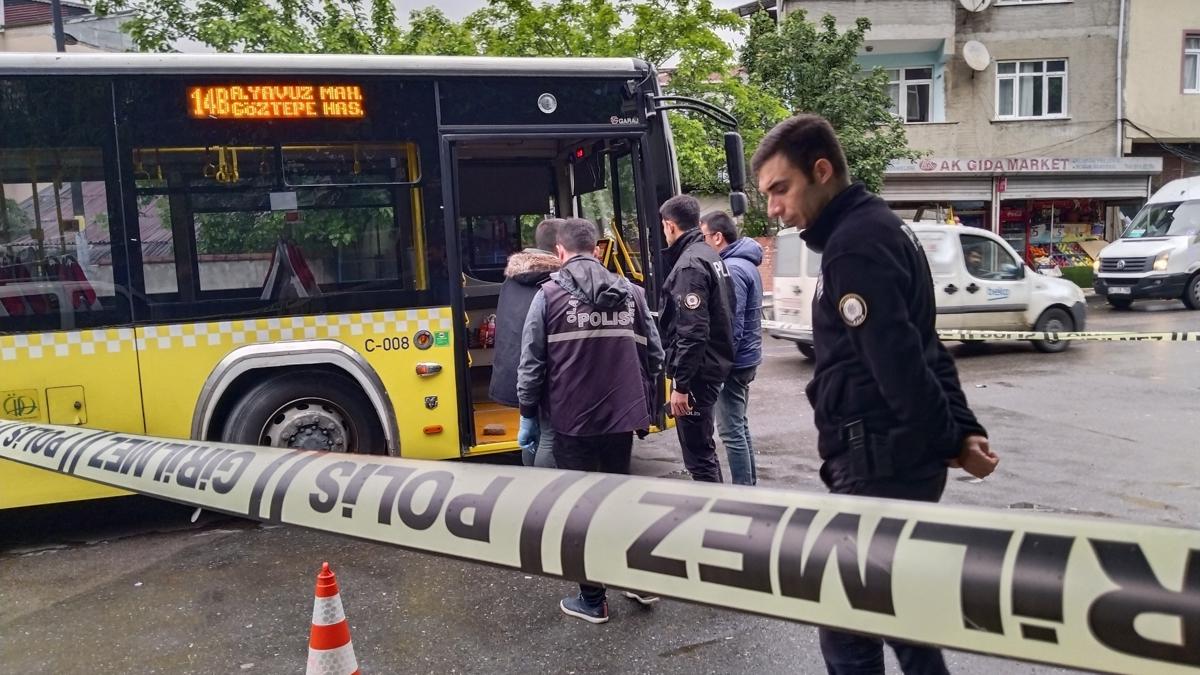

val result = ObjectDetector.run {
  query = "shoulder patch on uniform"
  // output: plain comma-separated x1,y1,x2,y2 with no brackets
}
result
838,294,868,327
683,292,702,310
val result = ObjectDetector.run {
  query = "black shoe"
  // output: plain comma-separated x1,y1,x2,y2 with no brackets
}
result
559,594,609,624
622,590,660,606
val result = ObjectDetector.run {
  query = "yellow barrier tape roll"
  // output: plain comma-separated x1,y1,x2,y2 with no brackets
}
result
0,421,1197,674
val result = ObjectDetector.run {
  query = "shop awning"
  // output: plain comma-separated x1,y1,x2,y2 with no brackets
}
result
999,175,1152,200
880,176,993,202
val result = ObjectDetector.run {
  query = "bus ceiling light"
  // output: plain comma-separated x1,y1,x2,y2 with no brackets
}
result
415,363,442,376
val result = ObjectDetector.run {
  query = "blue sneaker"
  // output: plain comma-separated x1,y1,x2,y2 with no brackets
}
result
559,594,609,624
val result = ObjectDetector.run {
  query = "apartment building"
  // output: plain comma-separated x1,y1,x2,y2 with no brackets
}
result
0,0,133,52
740,0,1163,263
1122,0,1200,190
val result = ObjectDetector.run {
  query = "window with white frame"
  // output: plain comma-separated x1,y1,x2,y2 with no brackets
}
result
996,59,1067,119
1186,35,1200,93
886,67,932,123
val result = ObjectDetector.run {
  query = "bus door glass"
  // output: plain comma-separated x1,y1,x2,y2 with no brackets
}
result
0,76,141,507
449,135,654,451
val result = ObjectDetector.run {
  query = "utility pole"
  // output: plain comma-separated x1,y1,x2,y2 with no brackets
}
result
50,0,67,52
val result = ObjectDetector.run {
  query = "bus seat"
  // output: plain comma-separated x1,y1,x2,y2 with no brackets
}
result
261,239,322,302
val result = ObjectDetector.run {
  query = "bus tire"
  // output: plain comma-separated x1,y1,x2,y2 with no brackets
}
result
797,343,815,360
1032,307,1073,354
220,370,385,454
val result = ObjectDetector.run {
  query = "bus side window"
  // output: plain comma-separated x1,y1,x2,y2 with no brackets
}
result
0,77,129,334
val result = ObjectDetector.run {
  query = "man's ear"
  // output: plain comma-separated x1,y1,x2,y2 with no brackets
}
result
813,158,834,185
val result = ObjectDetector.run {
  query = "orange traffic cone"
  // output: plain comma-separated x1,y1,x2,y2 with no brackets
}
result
306,562,360,675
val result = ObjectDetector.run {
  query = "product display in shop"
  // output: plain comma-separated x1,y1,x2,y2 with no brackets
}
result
999,199,1107,271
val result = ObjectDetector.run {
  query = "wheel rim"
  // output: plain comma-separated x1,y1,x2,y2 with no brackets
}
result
258,397,355,452
1192,278,1200,305
1043,317,1066,344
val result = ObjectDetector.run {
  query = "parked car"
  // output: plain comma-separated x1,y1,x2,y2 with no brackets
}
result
765,222,1087,356
1094,176,1200,310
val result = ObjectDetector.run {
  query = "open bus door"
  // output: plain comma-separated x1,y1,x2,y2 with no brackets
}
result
441,133,662,455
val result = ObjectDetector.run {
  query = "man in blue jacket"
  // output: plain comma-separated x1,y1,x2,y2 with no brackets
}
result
700,211,763,485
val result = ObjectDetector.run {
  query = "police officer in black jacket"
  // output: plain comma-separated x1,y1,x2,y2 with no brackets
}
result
658,195,735,483
753,115,999,674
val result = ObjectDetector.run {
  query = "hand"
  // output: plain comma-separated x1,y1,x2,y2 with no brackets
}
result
948,434,998,479
669,390,692,418
517,416,540,450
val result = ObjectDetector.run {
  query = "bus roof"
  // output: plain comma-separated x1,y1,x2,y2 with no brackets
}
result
0,52,649,78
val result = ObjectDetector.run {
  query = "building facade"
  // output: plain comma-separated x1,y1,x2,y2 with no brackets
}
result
1122,0,1200,190
0,0,133,52
751,0,1164,271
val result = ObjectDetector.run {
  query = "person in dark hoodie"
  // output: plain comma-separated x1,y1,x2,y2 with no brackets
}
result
516,217,664,624
700,210,763,486
753,113,998,675
489,218,563,468
658,195,735,484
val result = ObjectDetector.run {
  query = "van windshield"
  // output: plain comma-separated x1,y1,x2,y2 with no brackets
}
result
1121,201,1200,239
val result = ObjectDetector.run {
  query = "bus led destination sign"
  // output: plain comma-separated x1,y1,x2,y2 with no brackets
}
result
187,84,366,119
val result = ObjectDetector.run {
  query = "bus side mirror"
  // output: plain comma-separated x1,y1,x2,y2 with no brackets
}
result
724,131,748,217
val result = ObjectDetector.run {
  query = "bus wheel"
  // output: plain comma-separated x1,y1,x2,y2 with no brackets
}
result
797,343,815,360
221,371,384,454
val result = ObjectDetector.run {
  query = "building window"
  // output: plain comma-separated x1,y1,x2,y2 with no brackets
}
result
886,67,932,123
1186,35,1200,94
996,60,1067,119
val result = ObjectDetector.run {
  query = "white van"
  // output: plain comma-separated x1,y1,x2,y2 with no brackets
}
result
1094,177,1200,310
765,222,1087,355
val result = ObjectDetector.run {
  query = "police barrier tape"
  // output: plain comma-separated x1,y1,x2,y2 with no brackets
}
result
764,319,1200,343
0,421,1197,674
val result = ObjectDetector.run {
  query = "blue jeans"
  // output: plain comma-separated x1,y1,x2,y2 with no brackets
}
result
520,408,557,469
717,366,757,486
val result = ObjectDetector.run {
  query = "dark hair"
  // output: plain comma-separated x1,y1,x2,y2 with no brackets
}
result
750,114,849,182
534,218,564,252
659,194,701,230
701,210,739,244
556,217,599,255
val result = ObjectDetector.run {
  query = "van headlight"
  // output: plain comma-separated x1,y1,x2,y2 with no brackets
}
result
1092,258,1100,273
1153,251,1170,271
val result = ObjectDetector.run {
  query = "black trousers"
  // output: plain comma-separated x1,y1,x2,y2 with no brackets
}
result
554,431,634,605
819,469,950,675
674,381,724,483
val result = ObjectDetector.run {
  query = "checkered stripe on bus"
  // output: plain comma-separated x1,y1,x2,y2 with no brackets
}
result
0,328,135,361
0,308,454,361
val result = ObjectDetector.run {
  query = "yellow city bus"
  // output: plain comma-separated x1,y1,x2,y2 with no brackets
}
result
0,53,746,509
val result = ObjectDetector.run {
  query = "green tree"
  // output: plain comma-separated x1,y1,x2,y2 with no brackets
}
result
741,9,919,194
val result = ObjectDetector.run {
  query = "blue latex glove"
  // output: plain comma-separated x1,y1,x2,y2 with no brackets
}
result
517,415,540,451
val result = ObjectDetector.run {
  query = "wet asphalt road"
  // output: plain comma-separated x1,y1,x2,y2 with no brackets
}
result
2,296,1198,674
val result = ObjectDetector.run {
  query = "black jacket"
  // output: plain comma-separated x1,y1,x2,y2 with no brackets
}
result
488,249,561,408
803,183,986,481
659,228,734,399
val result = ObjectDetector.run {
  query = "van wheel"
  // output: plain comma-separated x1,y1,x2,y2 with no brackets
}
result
1107,298,1133,310
1183,274,1200,310
221,371,384,454
797,343,815,360
1032,308,1073,354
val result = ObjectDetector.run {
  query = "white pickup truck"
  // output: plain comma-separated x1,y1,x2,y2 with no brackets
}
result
765,222,1087,356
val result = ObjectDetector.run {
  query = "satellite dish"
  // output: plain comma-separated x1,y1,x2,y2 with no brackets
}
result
963,40,992,71
959,0,993,11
